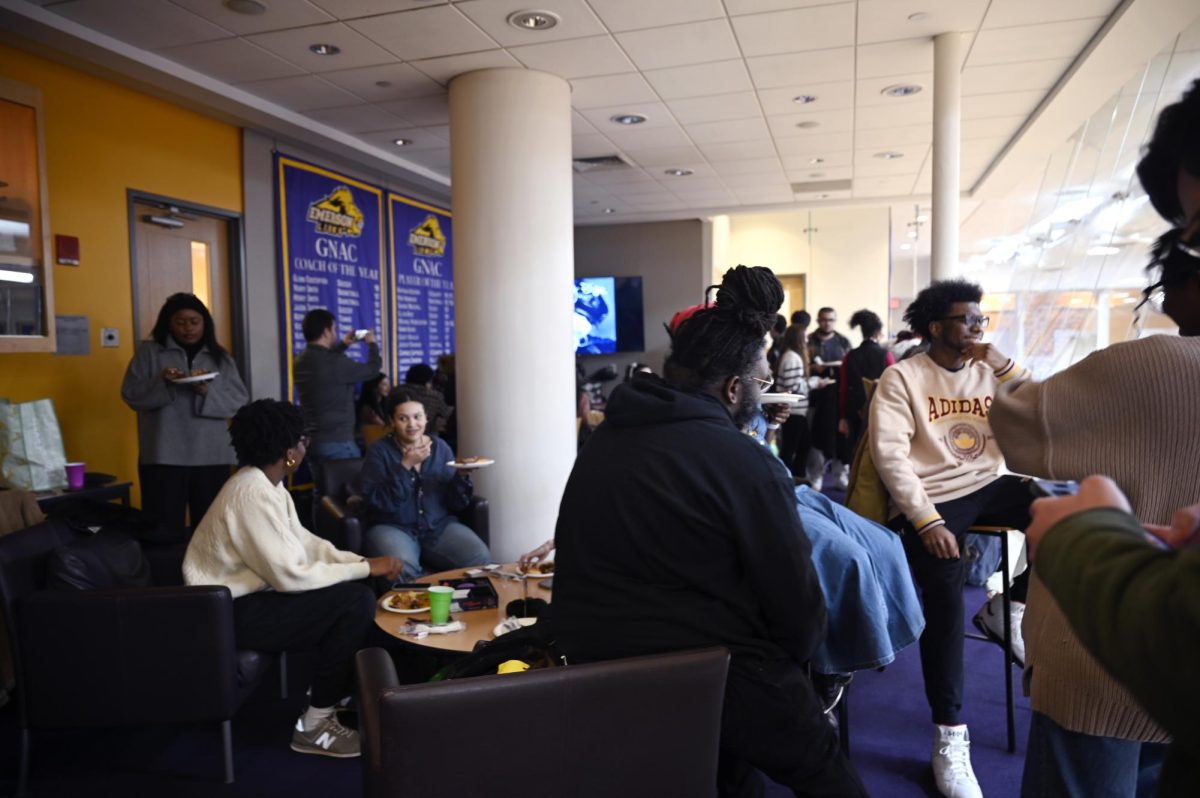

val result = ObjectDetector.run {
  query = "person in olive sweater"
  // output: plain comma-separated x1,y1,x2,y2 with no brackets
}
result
1024,475,1200,797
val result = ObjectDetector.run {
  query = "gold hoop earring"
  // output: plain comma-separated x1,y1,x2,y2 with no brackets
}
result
285,456,297,469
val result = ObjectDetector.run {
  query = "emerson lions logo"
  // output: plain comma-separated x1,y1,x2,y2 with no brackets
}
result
307,186,364,237
408,214,447,256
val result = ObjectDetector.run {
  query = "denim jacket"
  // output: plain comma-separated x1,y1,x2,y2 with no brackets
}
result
359,435,472,538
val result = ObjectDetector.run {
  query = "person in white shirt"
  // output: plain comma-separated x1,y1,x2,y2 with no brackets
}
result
870,279,1034,798
183,399,402,759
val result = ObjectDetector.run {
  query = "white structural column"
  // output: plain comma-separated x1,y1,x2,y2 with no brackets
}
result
931,32,966,282
448,68,576,561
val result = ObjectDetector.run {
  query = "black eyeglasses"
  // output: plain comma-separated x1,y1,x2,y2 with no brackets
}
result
940,314,990,328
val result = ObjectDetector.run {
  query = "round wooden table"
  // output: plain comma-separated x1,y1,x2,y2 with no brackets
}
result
374,565,553,653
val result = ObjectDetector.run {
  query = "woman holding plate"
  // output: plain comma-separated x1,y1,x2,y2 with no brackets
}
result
360,387,491,581
121,293,248,541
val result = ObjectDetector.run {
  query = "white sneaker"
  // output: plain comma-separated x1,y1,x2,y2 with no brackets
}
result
833,462,850,490
972,595,1025,668
932,724,982,798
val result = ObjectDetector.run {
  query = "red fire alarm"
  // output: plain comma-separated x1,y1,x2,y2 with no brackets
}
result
55,235,80,266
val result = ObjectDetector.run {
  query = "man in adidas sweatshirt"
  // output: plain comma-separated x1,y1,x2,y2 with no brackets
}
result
870,278,1032,798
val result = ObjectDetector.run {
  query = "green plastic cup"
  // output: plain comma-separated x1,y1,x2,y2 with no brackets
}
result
427,585,454,625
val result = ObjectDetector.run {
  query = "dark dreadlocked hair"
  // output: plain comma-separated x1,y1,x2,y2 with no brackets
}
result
903,279,982,338
229,400,304,468
1136,79,1200,226
849,309,883,338
664,265,784,391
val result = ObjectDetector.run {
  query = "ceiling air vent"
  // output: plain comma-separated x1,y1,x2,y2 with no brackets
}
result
573,155,631,174
791,179,853,195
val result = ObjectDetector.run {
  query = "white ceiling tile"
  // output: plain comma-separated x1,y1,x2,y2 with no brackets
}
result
732,5,855,57
317,63,446,102
581,101,679,131
681,192,738,207
606,125,694,149
306,103,410,132
585,168,658,185
757,82,854,115
1178,17,1200,51
699,139,779,161
160,38,304,83
780,151,852,170
50,0,231,50
746,48,854,89
170,0,335,35
789,165,853,182
857,73,933,107
667,93,763,124
455,0,606,46
621,145,706,166
854,176,917,197
617,19,741,71
408,50,523,85
962,137,1010,168
963,115,1025,140
376,95,450,126
856,39,933,79
726,0,851,14
643,60,753,100
767,109,854,139
857,0,988,45
722,171,787,188
570,73,659,109
733,186,796,204
711,157,785,175
586,0,726,33
854,145,928,177
856,103,931,130
625,196,688,210
246,22,398,71
310,0,451,17
509,35,635,79
962,90,1043,119
686,117,771,144
855,124,932,148
573,133,621,158
968,18,1106,66
347,6,497,61
982,0,1122,30
963,58,1073,95
667,177,732,193
237,74,362,110
775,133,856,156
357,126,450,151
572,110,599,134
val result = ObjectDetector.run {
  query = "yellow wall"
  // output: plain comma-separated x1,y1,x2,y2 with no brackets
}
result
0,43,242,502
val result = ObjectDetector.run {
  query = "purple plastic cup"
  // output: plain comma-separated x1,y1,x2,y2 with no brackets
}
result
65,463,85,490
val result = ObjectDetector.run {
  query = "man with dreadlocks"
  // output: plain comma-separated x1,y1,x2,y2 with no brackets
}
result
553,266,866,797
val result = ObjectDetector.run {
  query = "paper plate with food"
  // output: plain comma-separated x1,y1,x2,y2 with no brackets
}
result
758,392,804,406
519,560,556,579
171,371,219,385
447,456,495,470
381,589,431,614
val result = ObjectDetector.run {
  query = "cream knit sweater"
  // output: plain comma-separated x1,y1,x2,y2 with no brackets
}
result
183,466,370,598
870,352,1028,531
992,334,1200,741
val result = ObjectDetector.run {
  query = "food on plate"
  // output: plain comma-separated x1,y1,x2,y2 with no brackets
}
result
190,368,210,376
387,590,430,610
458,456,484,464
519,560,555,575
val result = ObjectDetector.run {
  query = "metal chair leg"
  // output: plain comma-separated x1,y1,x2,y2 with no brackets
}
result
221,719,234,784
17,727,30,797
1000,539,1016,753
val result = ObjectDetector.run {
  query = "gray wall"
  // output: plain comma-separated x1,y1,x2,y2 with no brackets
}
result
574,220,708,382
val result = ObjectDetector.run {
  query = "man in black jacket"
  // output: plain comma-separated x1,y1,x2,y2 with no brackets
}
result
553,266,867,797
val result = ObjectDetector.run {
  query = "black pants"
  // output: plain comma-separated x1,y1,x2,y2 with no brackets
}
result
138,463,230,542
809,387,853,466
233,581,375,708
778,415,812,479
717,659,868,798
894,475,1033,725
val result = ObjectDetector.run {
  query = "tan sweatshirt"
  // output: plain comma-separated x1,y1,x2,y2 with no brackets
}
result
869,351,1028,530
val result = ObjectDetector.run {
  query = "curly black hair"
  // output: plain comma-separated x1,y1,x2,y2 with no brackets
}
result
1136,79,1200,225
384,386,426,421
664,264,783,391
849,309,883,338
229,399,304,468
151,293,226,357
903,279,983,338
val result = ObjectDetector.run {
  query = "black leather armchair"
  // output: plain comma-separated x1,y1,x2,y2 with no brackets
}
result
316,457,490,553
355,646,730,798
0,519,274,793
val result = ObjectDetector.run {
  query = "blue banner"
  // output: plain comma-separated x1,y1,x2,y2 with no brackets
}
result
388,194,454,377
276,155,386,399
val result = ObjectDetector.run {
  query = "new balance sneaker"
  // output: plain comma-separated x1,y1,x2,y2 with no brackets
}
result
973,594,1026,668
290,715,361,758
932,724,982,798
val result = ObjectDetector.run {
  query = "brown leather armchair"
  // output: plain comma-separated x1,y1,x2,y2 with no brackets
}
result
316,457,489,553
355,646,730,798
0,519,276,793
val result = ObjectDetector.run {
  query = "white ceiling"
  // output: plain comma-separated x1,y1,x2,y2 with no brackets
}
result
2,0,1195,227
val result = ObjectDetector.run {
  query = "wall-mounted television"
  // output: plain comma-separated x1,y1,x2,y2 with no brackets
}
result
573,276,644,355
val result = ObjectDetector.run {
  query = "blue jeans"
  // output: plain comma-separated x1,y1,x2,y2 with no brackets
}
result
1021,711,1166,798
364,521,491,582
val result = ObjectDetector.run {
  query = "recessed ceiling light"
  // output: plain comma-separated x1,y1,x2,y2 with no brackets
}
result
603,207,616,214
907,12,929,22
392,138,412,147
792,94,818,105
906,230,918,239
664,168,693,177
916,214,929,223
875,151,904,159
223,0,266,13
809,157,824,165
795,121,820,129
882,84,922,98
309,43,340,56
507,10,561,30
900,243,913,251
611,114,647,125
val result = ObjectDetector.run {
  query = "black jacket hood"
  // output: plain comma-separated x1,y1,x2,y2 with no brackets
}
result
603,375,734,430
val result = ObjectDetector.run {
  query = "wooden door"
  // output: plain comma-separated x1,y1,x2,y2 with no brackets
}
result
132,201,231,345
